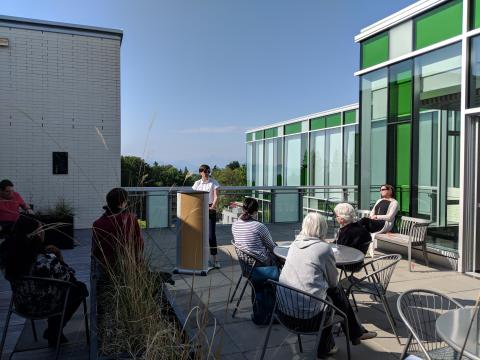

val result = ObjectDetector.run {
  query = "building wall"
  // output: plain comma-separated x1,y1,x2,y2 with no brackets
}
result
0,24,121,228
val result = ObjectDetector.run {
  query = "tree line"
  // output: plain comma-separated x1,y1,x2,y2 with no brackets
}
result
121,156,246,187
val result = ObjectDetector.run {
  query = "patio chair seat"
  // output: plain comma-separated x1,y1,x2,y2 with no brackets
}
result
339,276,383,295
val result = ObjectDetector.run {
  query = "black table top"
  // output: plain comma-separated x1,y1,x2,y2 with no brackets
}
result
436,307,480,360
273,242,364,266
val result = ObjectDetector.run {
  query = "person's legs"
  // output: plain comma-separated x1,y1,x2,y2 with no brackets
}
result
208,210,218,259
327,285,364,342
357,218,385,233
316,323,336,358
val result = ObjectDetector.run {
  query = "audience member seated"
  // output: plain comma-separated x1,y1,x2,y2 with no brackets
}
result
232,197,277,266
0,179,34,236
279,212,376,358
334,203,371,254
358,184,399,234
0,216,88,346
92,188,144,271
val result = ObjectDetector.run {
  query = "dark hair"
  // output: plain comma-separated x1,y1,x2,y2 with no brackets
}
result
381,184,395,199
0,215,44,281
240,197,259,220
104,188,128,214
0,179,13,190
198,164,211,174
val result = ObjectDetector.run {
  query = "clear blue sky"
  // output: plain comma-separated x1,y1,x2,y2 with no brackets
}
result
1,0,415,170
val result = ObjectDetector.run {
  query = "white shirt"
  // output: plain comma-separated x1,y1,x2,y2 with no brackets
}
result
192,178,220,204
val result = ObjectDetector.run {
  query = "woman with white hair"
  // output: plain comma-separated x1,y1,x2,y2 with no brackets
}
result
334,203,371,254
279,212,376,358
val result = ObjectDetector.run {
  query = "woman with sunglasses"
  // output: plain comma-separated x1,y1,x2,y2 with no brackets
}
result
358,184,399,234
192,164,221,268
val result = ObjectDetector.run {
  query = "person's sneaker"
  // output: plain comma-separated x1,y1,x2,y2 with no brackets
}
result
353,331,378,345
317,345,338,358
214,261,221,269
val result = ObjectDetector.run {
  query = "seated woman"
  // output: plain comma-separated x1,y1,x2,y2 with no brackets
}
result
358,184,399,234
0,216,88,346
232,198,277,266
92,188,144,270
334,203,371,254
279,212,376,358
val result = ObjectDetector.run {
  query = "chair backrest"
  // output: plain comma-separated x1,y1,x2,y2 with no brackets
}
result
366,254,401,293
397,289,463,358
269,280,334,334
398,217,430,245
10,276,72,319
231,241,261,278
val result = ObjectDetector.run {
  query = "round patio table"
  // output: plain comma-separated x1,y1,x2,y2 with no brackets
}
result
436,307,480,360
273,243,364,266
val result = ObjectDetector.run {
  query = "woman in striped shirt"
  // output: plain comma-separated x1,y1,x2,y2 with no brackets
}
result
232,198,277,266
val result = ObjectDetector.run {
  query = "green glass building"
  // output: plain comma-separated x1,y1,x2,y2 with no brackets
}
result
246,0,480,273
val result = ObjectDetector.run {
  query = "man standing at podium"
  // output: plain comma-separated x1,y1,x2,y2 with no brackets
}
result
192,164,221,268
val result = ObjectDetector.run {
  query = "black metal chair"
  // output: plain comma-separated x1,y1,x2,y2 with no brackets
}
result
340,254,402,343
230,241,264,318
259,280,351,360
0,276,89,360
397,289,464,360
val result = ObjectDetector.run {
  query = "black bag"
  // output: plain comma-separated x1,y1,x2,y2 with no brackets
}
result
250,266,279,325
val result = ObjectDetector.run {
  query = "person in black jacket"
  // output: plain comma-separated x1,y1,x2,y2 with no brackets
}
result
334,203,371,255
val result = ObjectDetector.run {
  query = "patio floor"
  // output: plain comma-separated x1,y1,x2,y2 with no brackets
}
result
146,223,480,360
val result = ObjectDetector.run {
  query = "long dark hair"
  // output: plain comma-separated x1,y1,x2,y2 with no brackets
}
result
0,216,44,281
104,188,128,214
240,197,259,221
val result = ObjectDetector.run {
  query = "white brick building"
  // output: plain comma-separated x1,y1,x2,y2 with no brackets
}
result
0,16,122,228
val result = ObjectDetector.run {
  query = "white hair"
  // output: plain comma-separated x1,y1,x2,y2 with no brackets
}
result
334,203,356,224
299,212,328,239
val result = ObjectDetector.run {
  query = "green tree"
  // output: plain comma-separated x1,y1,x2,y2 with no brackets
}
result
121,156,151,186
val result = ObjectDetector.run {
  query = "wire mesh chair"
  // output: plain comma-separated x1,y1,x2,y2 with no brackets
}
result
0,276,89,360
230,241,263,318
340,254,402,343
397,289,464,360
259,280,351,360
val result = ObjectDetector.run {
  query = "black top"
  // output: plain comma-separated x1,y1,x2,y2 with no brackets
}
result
337,222,371,255
374,199,391,216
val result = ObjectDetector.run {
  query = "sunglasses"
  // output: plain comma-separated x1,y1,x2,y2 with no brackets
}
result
380,188,388,191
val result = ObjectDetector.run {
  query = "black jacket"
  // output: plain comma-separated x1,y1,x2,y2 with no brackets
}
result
337,222,371,255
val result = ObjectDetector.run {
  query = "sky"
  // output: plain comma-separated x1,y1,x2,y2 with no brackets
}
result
0,0,416,170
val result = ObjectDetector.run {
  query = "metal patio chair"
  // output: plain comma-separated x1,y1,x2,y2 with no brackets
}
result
230,241,263,318
397,289,464,360
259,280,351,360
0,276,89,360
340,254,402,343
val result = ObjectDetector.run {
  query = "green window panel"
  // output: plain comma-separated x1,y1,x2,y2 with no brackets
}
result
255,130,264,140
469,36,480,107
343,110,357,125
264,128,278,138
414,0,462,50
361,32,389,69
326,113,341,128
284,122,302,135
389,60,412,123
310,116,326,130
246,133,253,142
473,0,480,29
396,123,411,213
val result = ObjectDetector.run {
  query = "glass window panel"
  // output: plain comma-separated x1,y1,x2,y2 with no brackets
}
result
265,139,275,186
389,60,413,123
284,122,302,135
389,20,413,58
414,0,462,50
310,130,325,200
343,125,358,202
361,32,389,69
254,141,264,186
326,128,342,201
472,0,480,29
310,116,326,130
276,138,283,185
326,113,341,128
395,123,411,213
285,135,301,186
246,133,253,142
247,143,253,186
371,120,387,203
469,36,480,107
343,110,357,125
255,130,264,140
265,128,278,138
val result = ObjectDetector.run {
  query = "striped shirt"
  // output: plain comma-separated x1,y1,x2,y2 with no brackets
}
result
232,218,277,266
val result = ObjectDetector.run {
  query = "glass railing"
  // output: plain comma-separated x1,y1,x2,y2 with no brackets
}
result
125,185,358,229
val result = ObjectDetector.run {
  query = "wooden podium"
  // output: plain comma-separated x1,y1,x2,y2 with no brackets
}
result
173,190,211,275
